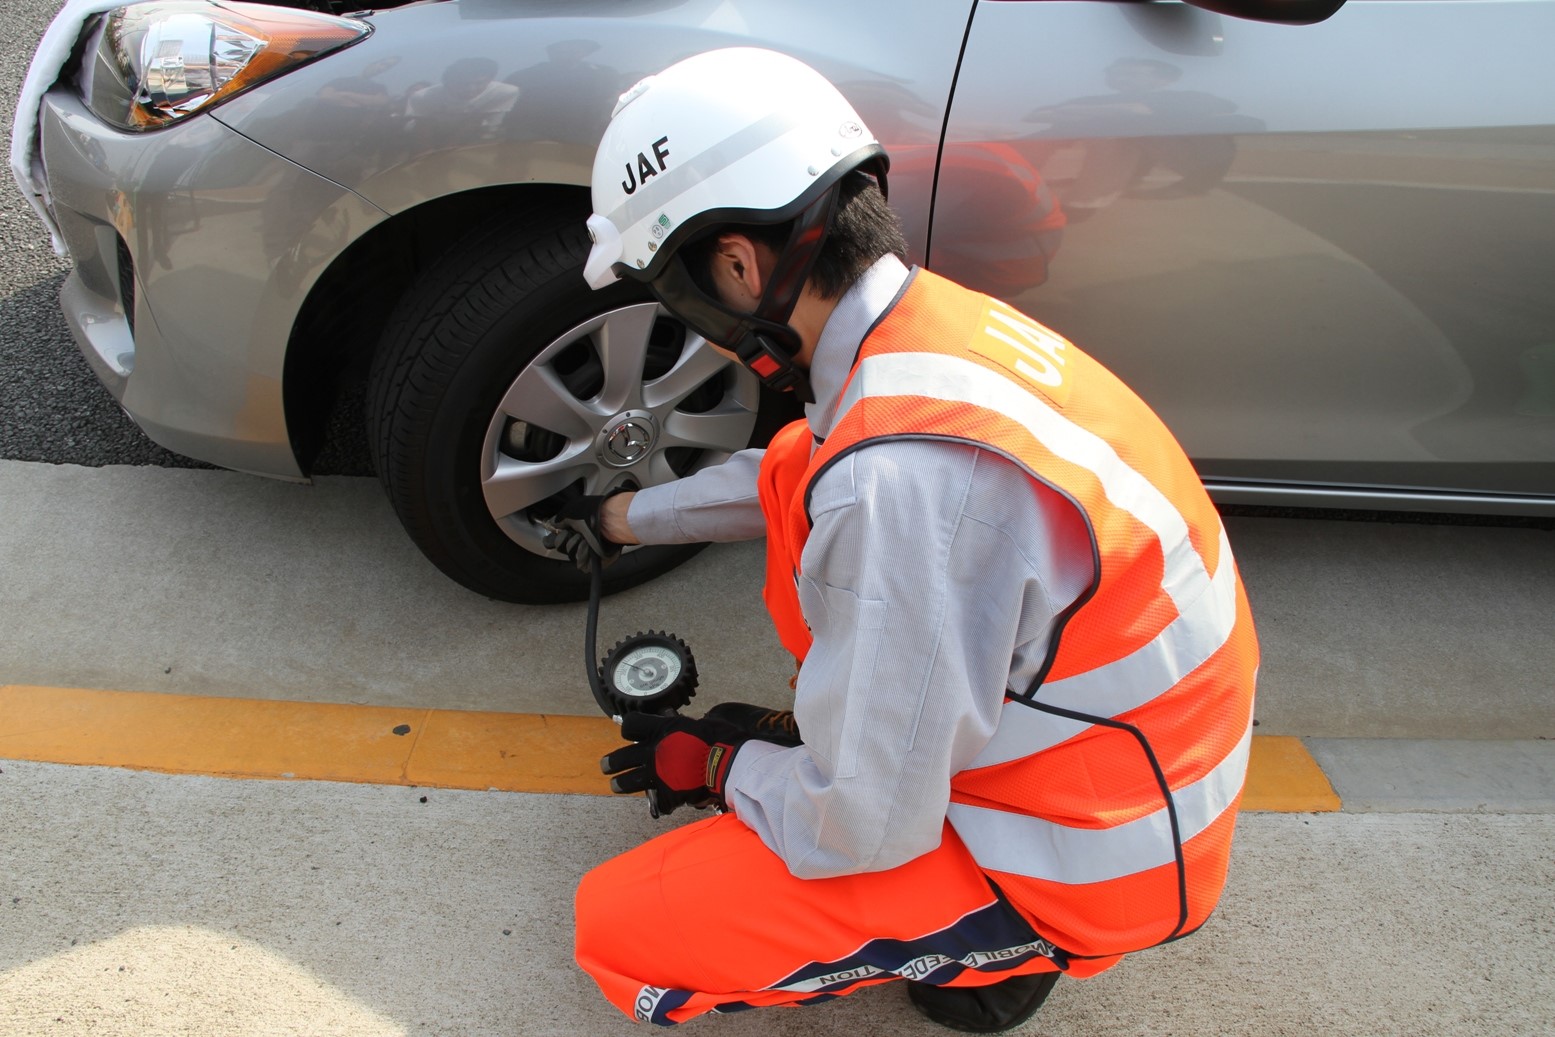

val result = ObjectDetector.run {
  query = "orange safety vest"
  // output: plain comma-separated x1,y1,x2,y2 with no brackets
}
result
757,269,1258,961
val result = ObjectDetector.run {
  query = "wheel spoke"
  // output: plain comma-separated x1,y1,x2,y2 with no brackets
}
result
482,448,592,521
641,450,684,488
642,339,736,412
497,362,601,442
592,303,659,413
659,407,758,454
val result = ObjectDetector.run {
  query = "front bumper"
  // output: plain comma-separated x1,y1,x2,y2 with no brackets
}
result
39,89,384,478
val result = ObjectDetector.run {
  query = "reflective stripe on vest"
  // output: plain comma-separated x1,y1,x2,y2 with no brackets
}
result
836,350,1244,768
973,525,1240,766
829,346,1250,885
831,349,1213,621
948,716,1252,885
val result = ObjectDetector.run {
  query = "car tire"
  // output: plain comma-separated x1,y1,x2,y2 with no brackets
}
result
367,203,761,604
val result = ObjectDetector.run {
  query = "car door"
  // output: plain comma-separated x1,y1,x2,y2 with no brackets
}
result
933,0,1555,509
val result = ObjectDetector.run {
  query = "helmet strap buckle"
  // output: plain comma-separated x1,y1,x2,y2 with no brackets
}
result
735,328,814,404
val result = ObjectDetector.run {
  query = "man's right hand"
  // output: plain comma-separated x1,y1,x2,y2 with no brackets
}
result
541,493,623,573
597,491,638,545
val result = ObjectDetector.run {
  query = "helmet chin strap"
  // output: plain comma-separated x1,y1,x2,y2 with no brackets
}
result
647,187,843,406
730,324,814,404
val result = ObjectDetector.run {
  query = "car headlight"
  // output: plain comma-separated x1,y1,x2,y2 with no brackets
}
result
80,0,371,131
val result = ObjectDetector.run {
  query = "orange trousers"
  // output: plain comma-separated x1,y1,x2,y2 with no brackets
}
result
575,812,1117,1026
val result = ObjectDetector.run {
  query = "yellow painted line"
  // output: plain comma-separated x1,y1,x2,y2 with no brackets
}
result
0,685,623,796
406,708,624,794
0,685,1340,810
1243,734,1342,812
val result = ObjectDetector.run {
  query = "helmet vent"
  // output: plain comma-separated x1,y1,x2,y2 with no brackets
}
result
611,76,655,117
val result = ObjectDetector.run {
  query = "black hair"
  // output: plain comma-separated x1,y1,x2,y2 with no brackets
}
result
680,172,907,302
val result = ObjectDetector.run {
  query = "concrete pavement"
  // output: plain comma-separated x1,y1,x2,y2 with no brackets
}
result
3,459,1554,1035
3,760,1552,1037
2,460,1552,735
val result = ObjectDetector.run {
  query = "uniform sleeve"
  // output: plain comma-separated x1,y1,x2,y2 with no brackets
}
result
624,448,767,544
723,440,1093,879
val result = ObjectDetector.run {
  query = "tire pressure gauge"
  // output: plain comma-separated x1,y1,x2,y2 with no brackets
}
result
573,548,699,720
598,630,699,717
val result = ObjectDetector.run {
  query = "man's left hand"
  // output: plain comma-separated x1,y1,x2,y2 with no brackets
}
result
601,712,749,818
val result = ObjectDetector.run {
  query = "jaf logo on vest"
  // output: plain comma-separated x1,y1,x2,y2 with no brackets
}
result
969,299,1074,408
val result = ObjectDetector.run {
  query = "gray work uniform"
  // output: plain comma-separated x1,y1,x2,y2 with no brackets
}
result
628,254,1093,878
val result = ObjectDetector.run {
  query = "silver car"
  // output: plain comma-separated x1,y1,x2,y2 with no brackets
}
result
20,0,1555,603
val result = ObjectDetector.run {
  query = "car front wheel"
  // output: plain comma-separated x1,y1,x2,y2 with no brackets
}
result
367,206,759,603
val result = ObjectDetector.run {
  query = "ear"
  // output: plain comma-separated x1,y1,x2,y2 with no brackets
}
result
708,233,766,307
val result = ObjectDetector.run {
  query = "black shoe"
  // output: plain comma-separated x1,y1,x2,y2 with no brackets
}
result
906,971,1059,1033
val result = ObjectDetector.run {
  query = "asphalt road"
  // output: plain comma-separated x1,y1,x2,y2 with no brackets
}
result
1,1,160,469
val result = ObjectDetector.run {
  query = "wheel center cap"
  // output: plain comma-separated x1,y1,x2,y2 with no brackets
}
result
599,411,658,467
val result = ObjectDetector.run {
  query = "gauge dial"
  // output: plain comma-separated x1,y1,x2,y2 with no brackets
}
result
599,631,699,715
613,644,682,697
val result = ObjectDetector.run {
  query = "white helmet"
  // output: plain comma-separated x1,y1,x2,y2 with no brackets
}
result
584,47,888,401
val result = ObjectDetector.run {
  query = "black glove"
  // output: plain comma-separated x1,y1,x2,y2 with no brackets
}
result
704,701,802,747
540,492,621,573
600,712,750,818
